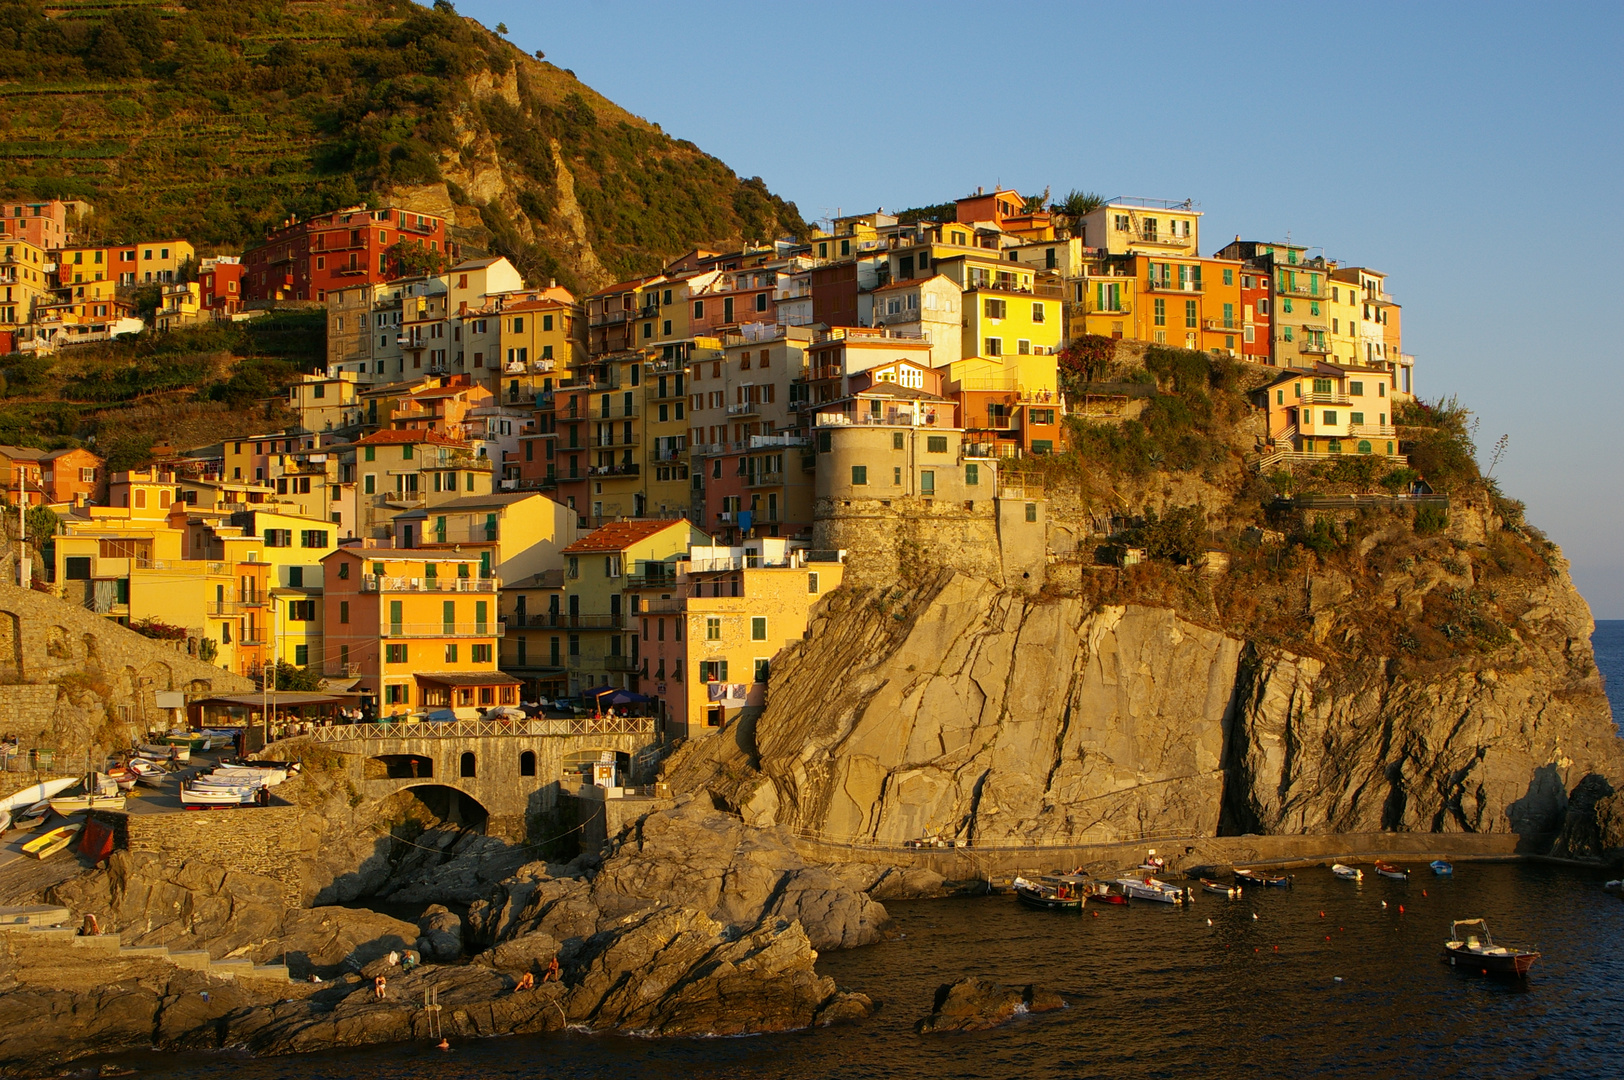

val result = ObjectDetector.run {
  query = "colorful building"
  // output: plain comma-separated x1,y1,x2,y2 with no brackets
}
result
0,199,78,250
320,546,513,716
245,206,453,303
1256,363,1403,461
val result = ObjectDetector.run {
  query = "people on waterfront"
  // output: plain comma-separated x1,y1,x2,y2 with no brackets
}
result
543,957,560,983
515,972,534,991
374,975,386,999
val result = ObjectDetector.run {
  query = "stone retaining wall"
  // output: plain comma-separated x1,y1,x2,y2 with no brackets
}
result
110,806,306,907
791,830,1527,883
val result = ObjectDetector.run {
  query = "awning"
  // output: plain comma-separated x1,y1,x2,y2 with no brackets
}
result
192,693,347,708
1302,323,1329,332
414,672,522,687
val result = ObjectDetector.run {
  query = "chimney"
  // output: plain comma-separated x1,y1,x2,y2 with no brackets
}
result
549,278,556,288
977,186,984,196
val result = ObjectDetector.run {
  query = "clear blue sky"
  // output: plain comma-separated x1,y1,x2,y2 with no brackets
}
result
452,1,1624,618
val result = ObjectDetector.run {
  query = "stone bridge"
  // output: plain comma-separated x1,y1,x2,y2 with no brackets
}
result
300,716,661,839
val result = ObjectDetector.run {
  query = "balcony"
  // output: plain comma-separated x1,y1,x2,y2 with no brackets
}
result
815,408,947,429
965,413,1018,431
383,490,427,505
361,576,497,593
590,403,641,419
1349,423,1398,438
1203,317,1242,333
726,402,761,417
1082,298,1133,316
966,278,1064,298
523,613,624,629
1134,230,1195,247
592,431,641,448
1300,392,1353,405
586,462,640,477
589,309,630,328
1145,278,1204,293
383,622,504,638
962,442,1025,460
745,470,787,488
1299,340,1332,355
604,655,639,673
1277,282,1323,298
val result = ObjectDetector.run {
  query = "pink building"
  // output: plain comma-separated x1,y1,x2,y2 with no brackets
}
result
0,200,76,250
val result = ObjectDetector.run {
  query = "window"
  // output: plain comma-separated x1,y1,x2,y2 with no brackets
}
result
1350,412,1365,425
1283,326,1294,342
1186,300,1197,328
300,530,329,549
1223,268,1234,286
920,470,935,495
851,465,867,486
1283,298,1293,314
706,617,721,641
65,556,91,580
444,643,459,663
339,600,349,624
287,600,315,621
460,752,476,778
1313,378,1333,394
1025,502,1038,523
1349,381,1364,396
892,431,905,450
472,643,492,662
984,337,1002,356
1154,298,1166,326
984,298,1006,319
1017,339,1031,355
700,659,730,682
754,658,771,683
264,529,292,548
1031,303,1045,323
808,572,820,593
385,644,408,663
1323,411,1338,425
751,616,767,641
927,435,947,453
693,300,703,319
965,463,979,486
384,683,409,704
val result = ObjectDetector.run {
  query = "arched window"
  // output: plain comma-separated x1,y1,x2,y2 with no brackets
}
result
1357,440,1372,455
519,750,536,777
459,751,476,778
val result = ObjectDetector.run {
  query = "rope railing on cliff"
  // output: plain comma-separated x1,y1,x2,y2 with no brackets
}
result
305,715,656,743
785,826,1197,853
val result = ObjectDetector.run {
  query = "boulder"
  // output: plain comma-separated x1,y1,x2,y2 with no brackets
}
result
915,977,1065,1034
481,931,561,975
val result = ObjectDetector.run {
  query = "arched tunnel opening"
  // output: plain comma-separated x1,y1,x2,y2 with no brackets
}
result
385,783,490,835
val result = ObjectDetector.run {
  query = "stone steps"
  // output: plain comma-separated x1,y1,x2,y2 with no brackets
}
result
4,908,293,983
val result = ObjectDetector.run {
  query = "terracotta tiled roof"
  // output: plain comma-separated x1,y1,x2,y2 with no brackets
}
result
871,273,954,294
353,429,468,447
502,296,572,313
588,275,661,298
562,518,690,554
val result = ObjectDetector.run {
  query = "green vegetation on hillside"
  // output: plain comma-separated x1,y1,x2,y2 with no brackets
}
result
0,0,804,288
0,310,317,458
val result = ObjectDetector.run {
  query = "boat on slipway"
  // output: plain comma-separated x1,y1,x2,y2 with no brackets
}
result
0,777,77,816
1442,919,1539,977
21,823,81,859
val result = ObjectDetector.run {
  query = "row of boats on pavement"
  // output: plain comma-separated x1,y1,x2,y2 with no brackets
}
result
1012,850,1540,977
0,736,299,860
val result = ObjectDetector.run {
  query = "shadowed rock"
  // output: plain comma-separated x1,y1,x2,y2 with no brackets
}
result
915,976,1065,1033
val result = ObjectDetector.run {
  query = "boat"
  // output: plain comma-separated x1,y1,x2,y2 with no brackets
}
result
1431,860,1454,876
0,809,9,833
180,785,260,807
1233,869,1293,888
21,823,81,859
1331,864,1363,881
1087,883,1129,904
1604,879,1621,892
138,744,189,762
1013,874,1088,911
1374,860,1409,881
163,732,208,752
1442,919,1539,977
1116,877,1187,904
1201,878,1241,898
0,776,77,813
48,793,126,814
105,767,139,792
13,800,50,829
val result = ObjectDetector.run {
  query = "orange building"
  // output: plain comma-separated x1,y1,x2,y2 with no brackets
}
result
321,546,516,718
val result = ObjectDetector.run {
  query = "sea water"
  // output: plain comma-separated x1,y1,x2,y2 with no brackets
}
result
85,862,1624,1080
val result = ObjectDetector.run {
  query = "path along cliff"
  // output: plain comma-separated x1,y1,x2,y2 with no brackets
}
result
665,498,1623,857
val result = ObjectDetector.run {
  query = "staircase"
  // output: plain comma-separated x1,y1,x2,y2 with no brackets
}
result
0,905,292,983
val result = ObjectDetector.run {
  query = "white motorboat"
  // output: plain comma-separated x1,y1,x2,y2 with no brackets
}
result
1116,876,1187,904
0,777,78,813
1331,863,1363,880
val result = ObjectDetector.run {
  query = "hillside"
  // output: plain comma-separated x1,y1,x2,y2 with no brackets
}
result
0,0,804,291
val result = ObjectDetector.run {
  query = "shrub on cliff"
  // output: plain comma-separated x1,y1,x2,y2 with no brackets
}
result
1397,396,1481,491
1133,505,1207,564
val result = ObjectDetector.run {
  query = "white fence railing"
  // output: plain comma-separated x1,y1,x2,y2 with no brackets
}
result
307,715,655,742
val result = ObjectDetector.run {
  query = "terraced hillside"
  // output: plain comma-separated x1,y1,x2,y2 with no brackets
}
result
0,0,804,291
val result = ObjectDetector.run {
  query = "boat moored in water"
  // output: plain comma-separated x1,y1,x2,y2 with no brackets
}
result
1431,860,1455,876
1013,874,1088,910
1201,878,1241,898
1374,860,1409,881
1443,919,1539,977
1116,877,1187,904
1331,864,1363,881
1233,869,1293,888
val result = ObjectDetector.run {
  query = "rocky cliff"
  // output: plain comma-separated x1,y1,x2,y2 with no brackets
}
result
666,498,1623,855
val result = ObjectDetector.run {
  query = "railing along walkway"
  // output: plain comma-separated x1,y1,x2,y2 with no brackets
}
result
309,715,655,742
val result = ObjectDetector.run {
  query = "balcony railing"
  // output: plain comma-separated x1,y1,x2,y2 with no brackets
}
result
1299,341,1331,354
309,714,655,742
586,462,640,477
1135,230,1194,246
515,613,624,629
589,309,629,328
1349,423,1398,438
966,278,1064,298
1203,317,1242,332
745,470,787,488
361,576,497,593
1145,278,1204,293
383,622,504,638
815,409,947,428
604,655,639,672
726,402,761,416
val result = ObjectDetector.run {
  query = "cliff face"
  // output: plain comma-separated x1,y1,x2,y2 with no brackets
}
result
667,515,1622,852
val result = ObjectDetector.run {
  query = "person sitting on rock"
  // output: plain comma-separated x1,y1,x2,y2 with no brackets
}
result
374,975,387,1000
515,972,534,991
542,957,560,983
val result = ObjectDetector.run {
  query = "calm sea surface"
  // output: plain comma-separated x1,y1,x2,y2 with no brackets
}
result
1594,620,1623,723
90,862,1624,1080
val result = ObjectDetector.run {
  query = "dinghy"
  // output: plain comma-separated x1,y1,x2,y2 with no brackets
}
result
1013,874,1087,911
21,823,80,859
49,792,126,814
1331,864,1363,881
1374,860,1409,881
1430,860,1454,876
1201,878,1241,898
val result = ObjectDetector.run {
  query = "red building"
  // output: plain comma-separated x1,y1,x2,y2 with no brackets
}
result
242,206,454,303
1238,265,1273,365
198,257,245,318
0,199,74,250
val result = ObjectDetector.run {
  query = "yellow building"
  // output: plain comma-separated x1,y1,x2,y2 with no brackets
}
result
322,547,515,716
2,238,50,329
347,428,493,540
498,567,566,698
559,518,710,695
498,296,585,377
636,541,844,737
54,244,119,304
1258,363,1402,460
393,490,577,584
287,370,366,434
1068,254,1244,355
132,239,194,285
155,281,203,331
934,253,1063,360
1075,198,1202,258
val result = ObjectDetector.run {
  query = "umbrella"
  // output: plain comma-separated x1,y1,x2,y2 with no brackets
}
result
602,690,651,706
582,685,617,700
